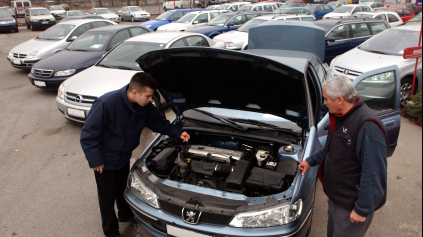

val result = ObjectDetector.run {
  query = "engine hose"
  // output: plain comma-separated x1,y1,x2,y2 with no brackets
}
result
198,179,218,190
167,165,181,179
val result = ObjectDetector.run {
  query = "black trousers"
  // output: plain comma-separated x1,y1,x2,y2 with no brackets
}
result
94,162,133,236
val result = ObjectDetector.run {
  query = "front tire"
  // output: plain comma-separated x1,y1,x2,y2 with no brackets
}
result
14,25,19,33
26,20,30,29
163,7,167,11
31,24,35,31
131,16,135,22
401,77,415,104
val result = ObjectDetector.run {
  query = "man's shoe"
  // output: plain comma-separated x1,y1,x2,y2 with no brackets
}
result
118,216,136,223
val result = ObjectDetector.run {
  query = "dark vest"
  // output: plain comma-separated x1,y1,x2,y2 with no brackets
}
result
323,99,389,211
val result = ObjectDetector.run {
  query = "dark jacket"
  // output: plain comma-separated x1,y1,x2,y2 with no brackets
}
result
80,85,184,171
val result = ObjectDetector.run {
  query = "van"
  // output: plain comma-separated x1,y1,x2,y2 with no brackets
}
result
11,0,32,17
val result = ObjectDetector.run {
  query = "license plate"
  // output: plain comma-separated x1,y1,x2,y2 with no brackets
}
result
42,21,49,24
67,108,85,118
13,59,21,65
166,225,212,237
34,80,46,87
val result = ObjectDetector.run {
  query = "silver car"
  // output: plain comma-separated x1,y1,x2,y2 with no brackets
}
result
56,31,226,123
7,19,117,70
118,6,151,22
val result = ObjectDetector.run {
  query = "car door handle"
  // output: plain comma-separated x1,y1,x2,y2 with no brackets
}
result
384,120,396,128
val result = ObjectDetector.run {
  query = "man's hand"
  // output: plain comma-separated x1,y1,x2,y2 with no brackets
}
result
92,165,104,174
350,210,366,223
180,131,190,142
298,160,311,176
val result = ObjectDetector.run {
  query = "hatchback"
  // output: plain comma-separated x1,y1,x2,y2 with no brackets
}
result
141,8,204,31
305,4,333,19
375,7,416,22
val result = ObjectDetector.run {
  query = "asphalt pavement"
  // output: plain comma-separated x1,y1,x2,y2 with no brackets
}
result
0,23,421,237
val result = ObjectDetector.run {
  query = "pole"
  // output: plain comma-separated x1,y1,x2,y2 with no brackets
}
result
174,0,175,9
159,0,161,13
410,21,422,101
86,1,87,12
141,0,143,9
16,7,22,27
204,0,205,7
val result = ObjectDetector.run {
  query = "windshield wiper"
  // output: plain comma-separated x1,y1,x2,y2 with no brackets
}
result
359,48,389,55
70,49,88,51
114,66,136,70
191,108,248,132
230,118,300,134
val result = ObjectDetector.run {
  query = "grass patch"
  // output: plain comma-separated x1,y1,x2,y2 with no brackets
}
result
402,91,422,126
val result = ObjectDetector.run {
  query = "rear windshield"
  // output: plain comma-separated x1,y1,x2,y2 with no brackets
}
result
307,5,317,11
314,23,333,33
37,24,75,40
238,19,267,32
0,11,12,18
333,6,354,13
23,1,30,6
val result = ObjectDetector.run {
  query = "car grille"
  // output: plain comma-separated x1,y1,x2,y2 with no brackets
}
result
334,66,362,77
109,17,117,20
159,200,234,226
13,53,27,59
33,68,53,77
65,92,97,104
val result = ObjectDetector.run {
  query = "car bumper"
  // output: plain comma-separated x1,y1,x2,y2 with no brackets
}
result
32,21,56,28
124,189,313,237
108,18,120,23
53,15,65,20
7,56,40,70
28,73,69,89
0,23,18,30
134,16,150,21
56,96,91,123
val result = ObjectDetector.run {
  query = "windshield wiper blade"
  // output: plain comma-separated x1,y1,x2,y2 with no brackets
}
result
71,49,88,51
229,118,281,129
365,50,389,55
114,66,136,70
192,108,248,132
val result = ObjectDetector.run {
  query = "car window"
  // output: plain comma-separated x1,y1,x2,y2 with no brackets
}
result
316,6,324,13
185,36,209,46
324,5,331,11
351,23,371,38
378,3,385,7
170,39,186,48
364,6,371,12
404,9,412,16
396,9,404,16
369,22,388,35
67,32,112,51
288,9,299,14
129,27,147,36
15,2,22,7
69,23,92,39
327,24,351,40
352,6,362,13
246,14,259,20
311,57,326,85
170,12,184,21
194,13,208,23
301,16,315,21
375,14,386,20
228,15,245,25
388,14,400,22
300,9,310,14
356,71,397,114
23,1,30,7
91,21,109,28
287,17,301,21
109,29,131,46
209,12,220,19
263,5,273,12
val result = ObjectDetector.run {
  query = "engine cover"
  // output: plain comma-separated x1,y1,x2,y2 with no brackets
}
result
187,145,244,163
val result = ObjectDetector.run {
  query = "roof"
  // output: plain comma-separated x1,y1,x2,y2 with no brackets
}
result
88,25,147,33
126,31,197,44
58,19,114,25
313,17,386,26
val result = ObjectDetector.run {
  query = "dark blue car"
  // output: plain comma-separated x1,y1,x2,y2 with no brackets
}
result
141,8,204,31
28,25,152,90
306,4,333,20
186,11,272,38
0,10,18,33
314,18,390,63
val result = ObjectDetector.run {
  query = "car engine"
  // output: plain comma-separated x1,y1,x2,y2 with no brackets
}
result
145,133,300,197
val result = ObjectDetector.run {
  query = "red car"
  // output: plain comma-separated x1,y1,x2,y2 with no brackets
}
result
382,0,396,7
376,7,416,22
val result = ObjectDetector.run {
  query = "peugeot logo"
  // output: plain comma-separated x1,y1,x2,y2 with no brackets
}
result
75,95,83,103
344,69,350,75
182,207,202,225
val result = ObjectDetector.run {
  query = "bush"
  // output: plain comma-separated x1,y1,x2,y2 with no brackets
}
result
403,91,422,124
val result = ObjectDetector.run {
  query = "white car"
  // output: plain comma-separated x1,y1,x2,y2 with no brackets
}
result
163,0,190,11
238,2,278,12
157,10,224,31
323,4,372,19
118,6,151,22
7,19,116,70
330,23,422,104
214,14,316,50
56,32,226,123
215,2,251,11
88,8,120,23
49,5,66,19
361,2,386,9
351,11,403,27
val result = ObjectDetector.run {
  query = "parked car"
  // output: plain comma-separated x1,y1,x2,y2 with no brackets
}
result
11,0,31,17
351,11,403,27
62,10,83,18
390,3,422,15
281,0,306,7
215,2,251,11
24,7,56,31
28,25,151,90
118,6,151,22
381,0,396,7
60,14,105,22
206,5,220,10
87,8,120,23
60,3,70,11
140,8,204,31
328,1,347,9
157,10,224,31
375,7,416,22
0,9,19,32
361,1,385,9
7,19,117,70
0,7,17,18
186,11,272,38
404,12,422,24
49,5,66,19
323,4,372,19
55,31,225,122
163,0,191,11
305,4,333,19
238,2,278,12
214,14,315,50
330,23,422,104
274,7,314,16
123,21,401,237
314,18,390,63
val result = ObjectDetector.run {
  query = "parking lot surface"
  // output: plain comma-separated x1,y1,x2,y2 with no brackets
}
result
0,23,421,237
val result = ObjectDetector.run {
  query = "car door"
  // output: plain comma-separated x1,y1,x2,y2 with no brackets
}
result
325,24,352,63
107,29,131,50
324,5,332,15
184,35,210,47
387,13,402,27
193,12,209,26
314,6,325,19
349,22,371,49
396,9,405,21
403,8,414,22
288,8,300,14
67,23,92,42
224,14,245,32
317,65,401,157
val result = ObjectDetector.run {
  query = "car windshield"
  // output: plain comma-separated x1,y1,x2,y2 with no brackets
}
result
314,23,334,33
238,19,267,32
50,6,64,10
68,11,83,16
67,32,112,51
217,4,230,9
207,14,232,26
30,9,50,15
239,5,253,11
155,11,173,21
97,41,165,70
129,7,143,12
351,13,373,18
0,12,12,18
36,24,75,40
333,5,354,13
359,29,422,56
307,5,317,11
274,8,290,13
97,9,113,14
177,13,196,23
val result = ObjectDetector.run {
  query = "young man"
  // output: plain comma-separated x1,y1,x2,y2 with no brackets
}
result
299,76,388,237
80,72,190,237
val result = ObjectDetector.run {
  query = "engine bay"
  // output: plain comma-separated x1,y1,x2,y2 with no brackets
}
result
145,132,301,197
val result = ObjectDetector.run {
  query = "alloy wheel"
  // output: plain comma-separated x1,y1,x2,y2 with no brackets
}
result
401,82,413,104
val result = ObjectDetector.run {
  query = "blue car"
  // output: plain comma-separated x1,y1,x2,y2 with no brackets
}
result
0,9,18,33
124,21,401,237
28,25,151,90
186,11,272,38
305,4,333,20
141,8,204,31
314,18,391,63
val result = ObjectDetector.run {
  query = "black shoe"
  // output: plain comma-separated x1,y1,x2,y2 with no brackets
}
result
118,216,136,223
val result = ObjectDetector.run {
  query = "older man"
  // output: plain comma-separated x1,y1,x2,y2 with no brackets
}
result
299,76,388,237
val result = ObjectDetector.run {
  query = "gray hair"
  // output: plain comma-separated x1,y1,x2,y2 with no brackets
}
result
322,75,358,103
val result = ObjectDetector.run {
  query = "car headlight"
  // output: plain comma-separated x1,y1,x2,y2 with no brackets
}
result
57,82,65,99
129,171,160,209
226,42,235,47
54,69,76,77
362,71,395,82
31,19,39,22
229,199,303,228
8,50,13,58
26,50,41,59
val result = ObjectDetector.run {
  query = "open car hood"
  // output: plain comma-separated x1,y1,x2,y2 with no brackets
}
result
136,48,308,126
247,20,325,61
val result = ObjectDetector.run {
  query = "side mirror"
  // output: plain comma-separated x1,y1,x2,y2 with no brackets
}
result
169,18,174,22
68,36,78,42
193,20,199,24
227,22,234,27
325,37,335,42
